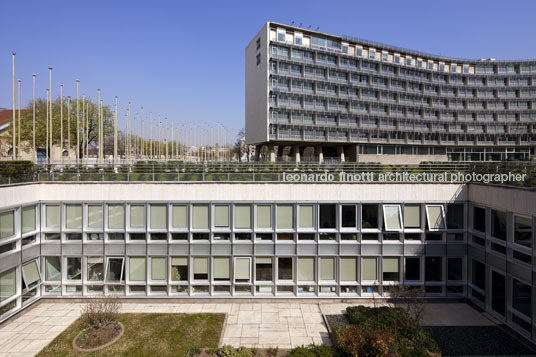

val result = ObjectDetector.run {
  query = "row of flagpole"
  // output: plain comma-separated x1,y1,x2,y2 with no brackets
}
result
9,52,232,165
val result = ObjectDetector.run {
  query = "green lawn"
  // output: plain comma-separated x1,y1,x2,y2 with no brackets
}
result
37,313,225,357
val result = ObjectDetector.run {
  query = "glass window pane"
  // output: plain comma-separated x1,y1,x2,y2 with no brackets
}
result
361,204,378,229
65,204,82,229
362,257,377,281
382,257,399,281
340,258,356,281
319,204,336,229
22,260,41,287
66,257,81,280
192,205,209,229
214,205,229,228
46,205,60,229
257,205,272,229
320,258,335,281
446,204,464,229
130,205,145,228
45,256,61,281
193,257,208,279
404,205,420,228
256,258,272,281
298,257,314,281
472,259,485,290
213,257,230,280
22,206,36,234
106,258,124,283
86,257,104,281
171,257,188,281
129,257,146,281
491,210,507,241
426,205,445,230
151,257,166,280
341,205,356,228
0,268,16,302
425,257,442,281
514,216,532,248
447,258,463,281
299,205,314,229
108,205,125,229
87,205,103,229
384,205,402,231
172,205,187,228
405,257,420,281
278,258,293,280
0,211,14,239
150,205,167,230
235,258,250,281
513,279,531,317
277,205,293,229
235,205,251,229
473,206,486,233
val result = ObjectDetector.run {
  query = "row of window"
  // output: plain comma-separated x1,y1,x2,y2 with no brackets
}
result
270,29,536,75
271,60,536,93
470,258,533,335
0,254,463,302
0,203,467,241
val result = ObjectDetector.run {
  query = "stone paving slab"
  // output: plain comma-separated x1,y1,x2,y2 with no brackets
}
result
0,301,496,356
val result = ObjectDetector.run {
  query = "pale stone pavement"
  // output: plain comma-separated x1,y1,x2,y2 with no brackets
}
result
0,301,496,356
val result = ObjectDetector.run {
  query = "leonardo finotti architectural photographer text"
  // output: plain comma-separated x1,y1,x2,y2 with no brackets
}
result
282,171,527,184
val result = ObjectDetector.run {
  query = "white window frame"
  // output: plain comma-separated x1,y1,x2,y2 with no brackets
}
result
382,204,403,232
64,256,82,282
425,204,447,231
21,259,41,292
105,257,125,284
85,256,104,283
234,257,252,284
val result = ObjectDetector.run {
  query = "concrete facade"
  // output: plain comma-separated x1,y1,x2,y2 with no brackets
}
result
245,22,536,162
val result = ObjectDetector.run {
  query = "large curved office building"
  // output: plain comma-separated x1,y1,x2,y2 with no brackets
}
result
246,22,536,162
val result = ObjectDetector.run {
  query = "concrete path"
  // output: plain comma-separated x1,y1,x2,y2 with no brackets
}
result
0,301,495,356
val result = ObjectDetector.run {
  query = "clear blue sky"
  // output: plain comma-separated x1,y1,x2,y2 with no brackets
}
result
2,0,536,139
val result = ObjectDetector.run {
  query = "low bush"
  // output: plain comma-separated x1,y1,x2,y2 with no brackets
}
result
216,345,254,357
287,345,338,357
345,306,440,355
80,296,121,327
334,325,393,357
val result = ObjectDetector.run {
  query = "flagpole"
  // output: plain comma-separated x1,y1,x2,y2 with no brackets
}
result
32,74,36,163
60,84,63,164
48,68,52,164
17,79,21,160
11,53,16,161
76,80,80,163
114,96,118,164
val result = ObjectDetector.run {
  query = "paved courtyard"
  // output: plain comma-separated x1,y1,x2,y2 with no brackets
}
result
0,300,497,356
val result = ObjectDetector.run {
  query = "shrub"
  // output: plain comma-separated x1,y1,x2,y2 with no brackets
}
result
345,306,440,354
216,345,254,357
287,345,337,357
334,325,393,357
80,296,121,327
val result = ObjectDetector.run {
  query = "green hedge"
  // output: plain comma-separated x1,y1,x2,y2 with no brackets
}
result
343,306,440,356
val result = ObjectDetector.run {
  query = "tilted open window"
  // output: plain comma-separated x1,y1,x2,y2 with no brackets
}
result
426,205,446,231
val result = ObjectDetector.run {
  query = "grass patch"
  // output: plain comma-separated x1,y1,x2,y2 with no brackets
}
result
38,313,225,357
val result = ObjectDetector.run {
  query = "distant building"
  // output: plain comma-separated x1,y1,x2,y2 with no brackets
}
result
246,22,536,163
0,109,76,162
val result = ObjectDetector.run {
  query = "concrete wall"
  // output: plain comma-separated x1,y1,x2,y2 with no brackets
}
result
468,183,536,216
245,23,269,145
0,182,467,208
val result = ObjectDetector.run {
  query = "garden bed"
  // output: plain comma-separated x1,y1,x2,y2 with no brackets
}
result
327,306,441,357
38,313,225,357
73,321,124,351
